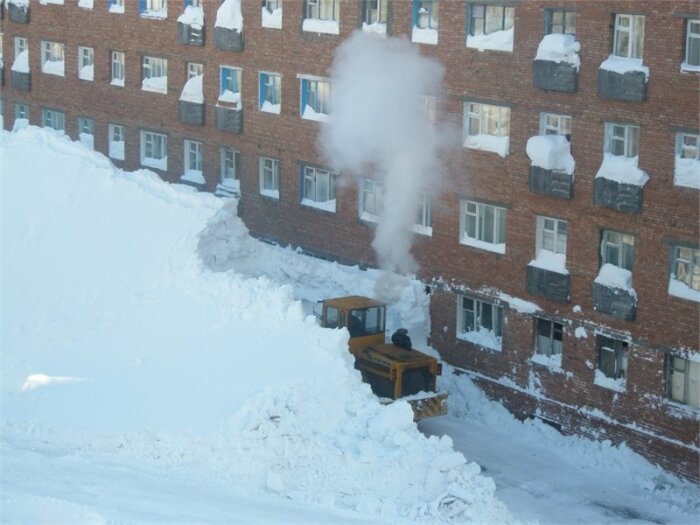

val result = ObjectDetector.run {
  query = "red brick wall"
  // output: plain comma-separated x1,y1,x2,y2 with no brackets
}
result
2,0,698,480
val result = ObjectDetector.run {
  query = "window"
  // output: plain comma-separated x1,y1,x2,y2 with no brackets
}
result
42,108,65,132
219,66,241,107
463,102,511,156
415,192,432,234
422,95,437,125
535,216,567,269
347,306,385,338
41,41,65,76
142,56,168,93
111,51,125,86
108,123,125,160
457,296,503,350
259,156,280,199
109,0,125,13
684,19,700,70
140,0,167,18
360,179,383,219
535,318,563,357
605,123,639,158
302,165,336,211
77,117,94,149
674,132,700,188
184,139,202,173
540,113,571,139
545,8,576,35
672,246,700,292
220,147,240,189
140,130,168,170
596,336,628,382
306,0,338,22
300,77,330,121
262,0,282,29
363,0,388,27
459,200,507,254
78,46,94,81
259,72,281,113
469,4,513,36
14,36,28,60
15,103,29,121
601,230,634,271
414,1,438,30
668,356,700,409
187,62,203,79
613,14,644,60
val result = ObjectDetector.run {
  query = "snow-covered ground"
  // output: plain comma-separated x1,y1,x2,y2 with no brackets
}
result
1,128,698,524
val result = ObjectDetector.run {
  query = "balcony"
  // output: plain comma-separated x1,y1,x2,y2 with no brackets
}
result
215,27,244,51
8,1,29,23
526,135,575,199
597,56,648,103
177,6,204,46
179,101,205,126
215,106,243,134
11,70,31,92
527,264,570,303
532,34,580,93
529,166,573,199
593,155,647,213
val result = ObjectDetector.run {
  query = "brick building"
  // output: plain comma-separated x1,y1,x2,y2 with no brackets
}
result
1,0,698,481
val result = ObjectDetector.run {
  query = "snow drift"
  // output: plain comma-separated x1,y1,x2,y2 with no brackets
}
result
0,127,510,523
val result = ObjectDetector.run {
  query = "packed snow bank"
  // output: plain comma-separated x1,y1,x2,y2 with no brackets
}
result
534,33,580,70
1,127,511,523
526,135,574,174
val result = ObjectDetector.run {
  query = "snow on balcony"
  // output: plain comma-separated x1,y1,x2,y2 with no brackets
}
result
534,33,580,70
595,154,648,186
526,135,575,175
180,74,204,104
464,134,509,158
216,0,242,30
594,264,637,299
599,55,649,81
178,5,204,28
261,6,282,29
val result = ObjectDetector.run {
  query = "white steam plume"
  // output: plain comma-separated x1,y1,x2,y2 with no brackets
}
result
321,32,453,295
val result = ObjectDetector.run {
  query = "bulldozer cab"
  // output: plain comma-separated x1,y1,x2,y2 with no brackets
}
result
321,296,386,353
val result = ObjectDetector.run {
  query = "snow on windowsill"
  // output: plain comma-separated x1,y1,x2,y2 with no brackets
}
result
599,55,649,81
178,5,204,28
302,18,339,35
674,157,700,189
180,75,204,104
181,170,205,185
79,65,94,81
109,141,125,161
302,105,329,123
457,328,502,352
110,78,125,87
663,399,700,418
668,277,700,303
11,51,30,73
142,156,167,171
142,76,168,94
39,0,64,4
109,4,124,14
216,0,243,30
411,224,432,237
360,211,379,224
9,0,29,6
218,91,241,109
594,263,637,298
498,293,541,314
681,62,700,73
260,189,279,200
140,8,168,20
219,179,240,192
595,154,649,187
412,27,438,45
77,0,93,8
460,235,505,255
526,135,575,175
260,101,281,114
362,22,387,35
261,7,282,29
42,61,65,77
531,352,563,372
79,133,94,150
464,134,509,158
301,198,336,213
13,118,29,131
594,369,626,392
528,251,568,275
466,28,514,52
534,33,580,70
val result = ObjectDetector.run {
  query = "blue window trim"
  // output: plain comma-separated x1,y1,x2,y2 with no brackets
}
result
413,0,437,29
220,67,240,95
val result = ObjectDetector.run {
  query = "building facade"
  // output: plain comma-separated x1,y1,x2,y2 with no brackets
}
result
1,0,698,481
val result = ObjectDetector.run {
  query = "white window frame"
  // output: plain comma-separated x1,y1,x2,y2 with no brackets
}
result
668,355,700,409
534,318,563,357
601,230,634,271
15,37,28,60
41,41,65,76
684,19,700,70
184,139,203,174
302,165,337,212
363,0,388,26
42,108,65,132
463,102,511,155
597,336,628,382
469,4,513,36
415,0,439,30
259,156,280,199
360,179,383,221
220,147,240,187
459,200,507,254
142,56,168,94
108,123,126,160
140,130,168,170
111,51,125,86
605,122,639,158
78,46,94,81
15,103,30,121
672,245,700,293
300,77,331,120
457,295,503,351
677,132,699,161
187,62,203,79
141,0,168,18
540,112,572,137
306,0,339,22
77,117,94,136
613,14,645,60
536,216,567,257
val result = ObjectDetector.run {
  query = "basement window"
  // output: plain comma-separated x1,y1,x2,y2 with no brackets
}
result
42,108,65,132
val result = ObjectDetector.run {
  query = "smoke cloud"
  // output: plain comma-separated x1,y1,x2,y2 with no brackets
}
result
321,32,453,296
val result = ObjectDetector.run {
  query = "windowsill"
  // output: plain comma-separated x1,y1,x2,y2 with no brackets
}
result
142,77,168,94
110,79,125,87
681,62,700,73
108,148,125,161
460,235,506,255
141,157,167,171
260,101,281,114
302,18,339,35
411,224,433,237
466,28,514,52
528,255,569,275
457,329,502,352
109,5,125,14
531,353,565,373
140,10,168,20
464,134,509,158
593,369,626,392
668,277,700,303
412,27,438,45
301,198,336,213
181,169,205,185
260,189,280,200
674,157,700,190
41,63,65,77
301,105,329,123
362,22,386,35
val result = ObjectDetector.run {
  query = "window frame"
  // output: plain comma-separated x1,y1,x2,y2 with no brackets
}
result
534,318,564,357
220,147,240,186
539,112,572,138
536,216,567,259
671,245,700,293
613,13,645,60
15,36,28,60
111,50,125,86
140,130,168,170
259,71,282,112
667,355,700,409
604,122,639,158
302,165,336,207
545,8,576,35
219,65,242,104
363,0,389,26
259,156,280,199
40,40,65,76
459,199,507,253
685,19,700,69
468,4,514,36
41,108,66,132
108,123,126,160
78,46,94,81
306,0,339,22
457,295,504,349
414,0,439,30
601,230,635,271
142,55,168,94
183,139,203,174
596,335,628,381
300,77,331,119
187,62,203,80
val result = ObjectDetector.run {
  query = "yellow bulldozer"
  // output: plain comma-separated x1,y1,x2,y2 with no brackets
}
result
319,296,447,420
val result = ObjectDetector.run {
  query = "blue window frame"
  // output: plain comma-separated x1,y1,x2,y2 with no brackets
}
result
259,72,281,109
413,1,438,30
300,78,330,117
220,66,241,97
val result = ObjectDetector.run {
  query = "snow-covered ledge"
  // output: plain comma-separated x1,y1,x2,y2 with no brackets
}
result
363,22,386,36
77,0,93,9
594,369,626,392
216,0,244,51
180,169,205,189
594,154,648,213
457,328,502,352
460,235,505,255
412,27,437,45
8,0,30,24
301,198,336,213
464,134,509,158
179,75,205,126
598,55,649,102
466,27,513,52
177,5,205,46
532,34,580,92
592,264,637,321
526,252,570,303
668,277,700,303
303,18,339,35
674,155,700,189
261,5,282,29
140,5,167,19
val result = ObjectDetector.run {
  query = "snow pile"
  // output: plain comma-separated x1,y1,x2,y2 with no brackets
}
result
303,18,340,35
302,103,329,122
142,75,167,94
261,99,281,114
42,59,65,76
464,133,509,158
529,250,568,275
460,234,506,254
467,28,514,52
674,155,700,189
79,132,94,150
79,63,94,81
8,0,29,5
39,0,64,4
321,32,456,287
668,277,700,303
534,33,580,70
11,50,29,73
215,0,242,31
109,137,124,160
262,5,282,29
457,328,502,352
363,22,387,35
1,127,511,524
599,55,650,81
179,74,204,104
594,263,637,299
498,293,541,315
594,369,626,392
526,135,574,174
177,4,204,28
595,154,649,186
